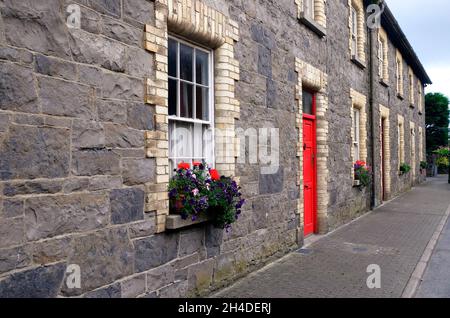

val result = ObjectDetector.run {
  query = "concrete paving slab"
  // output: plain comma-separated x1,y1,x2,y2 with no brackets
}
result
213,176,450,298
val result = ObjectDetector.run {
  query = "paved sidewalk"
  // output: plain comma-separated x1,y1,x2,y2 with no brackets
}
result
416,209,450,298
213,175,450,298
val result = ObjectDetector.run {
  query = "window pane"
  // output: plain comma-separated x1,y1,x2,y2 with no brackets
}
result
305,0,314,18
193,123,203,159
170,121,192,159
203,126,214,166
168,79,177,116
196,86,209,120
180,82,193,118
354,144,360,161
168,39,177,77
302,90,314,115
352,8,358,35
180,44,193,81
169,122,175,160
196,50,209,85
353,109,360,141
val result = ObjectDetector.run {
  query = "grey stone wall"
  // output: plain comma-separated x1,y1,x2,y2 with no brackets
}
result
0,0,426,298
371,28,427,202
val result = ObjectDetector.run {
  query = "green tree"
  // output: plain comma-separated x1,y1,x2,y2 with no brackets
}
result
425,93,449,154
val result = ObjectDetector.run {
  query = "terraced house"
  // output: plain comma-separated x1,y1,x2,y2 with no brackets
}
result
0,0,431,297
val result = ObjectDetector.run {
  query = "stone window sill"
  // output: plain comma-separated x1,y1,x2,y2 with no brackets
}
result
351,56,366,69
165,214,209,230
299,13,326,38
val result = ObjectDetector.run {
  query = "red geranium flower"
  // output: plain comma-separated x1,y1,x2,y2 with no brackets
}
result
355,160,366,167
209,169,220,181
193,161,201,167
178,162,190,170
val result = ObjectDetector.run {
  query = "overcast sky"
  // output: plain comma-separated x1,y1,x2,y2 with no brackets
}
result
387,0,450,99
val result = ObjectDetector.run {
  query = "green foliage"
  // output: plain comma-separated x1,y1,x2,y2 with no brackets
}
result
425,93,449,154
434,147,450,157
207,177,244,229
168,162,245,229
420,161,427,170
436,156,449,167
399,163,411,175
433,147,450,174
168,165,210,218
355,166,371,187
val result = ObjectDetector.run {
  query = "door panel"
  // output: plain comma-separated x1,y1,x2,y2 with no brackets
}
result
303,118,316,236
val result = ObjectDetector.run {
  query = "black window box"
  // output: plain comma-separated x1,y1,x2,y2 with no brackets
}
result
351,55,366,69
380,79,389,87
299,13,326,38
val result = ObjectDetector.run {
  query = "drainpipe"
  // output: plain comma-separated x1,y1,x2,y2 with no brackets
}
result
368,25,376,208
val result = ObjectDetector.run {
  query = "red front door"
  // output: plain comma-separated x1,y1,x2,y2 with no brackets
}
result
303,113,317,236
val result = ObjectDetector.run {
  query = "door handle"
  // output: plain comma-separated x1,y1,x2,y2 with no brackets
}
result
304,185,310,189
303,143,307,151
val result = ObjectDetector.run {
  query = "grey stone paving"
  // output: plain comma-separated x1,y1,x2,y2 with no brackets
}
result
416,208,450,298
213,176,450,298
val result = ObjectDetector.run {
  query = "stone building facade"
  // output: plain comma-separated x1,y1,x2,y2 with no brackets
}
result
0,0,430,297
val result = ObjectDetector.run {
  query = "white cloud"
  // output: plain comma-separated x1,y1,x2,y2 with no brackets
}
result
425,65,450,99
387,0,450,100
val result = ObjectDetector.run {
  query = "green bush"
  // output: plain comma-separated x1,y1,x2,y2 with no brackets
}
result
400,163,411,175
420,161,427,170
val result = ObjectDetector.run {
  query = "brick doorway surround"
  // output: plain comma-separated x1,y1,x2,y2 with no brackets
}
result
380,104,391,200
295,58,329,239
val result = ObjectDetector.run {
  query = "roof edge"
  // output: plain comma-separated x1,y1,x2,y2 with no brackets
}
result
366,0,432,85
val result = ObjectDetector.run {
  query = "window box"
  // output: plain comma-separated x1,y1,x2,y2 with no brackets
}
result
299,13,327,38
353,179,361,187
351,55,366,69
379,79,389,87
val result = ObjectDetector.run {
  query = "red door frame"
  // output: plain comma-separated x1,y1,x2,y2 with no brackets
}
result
303,92,317,236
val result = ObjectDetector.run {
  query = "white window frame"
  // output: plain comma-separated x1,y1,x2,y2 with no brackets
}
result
353,107,361,161
168,36,215,172
351,6,358,58
418,82,422,111
396,59,402,93
409,73,414,103
398,122,404,165
378,38,384,78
